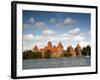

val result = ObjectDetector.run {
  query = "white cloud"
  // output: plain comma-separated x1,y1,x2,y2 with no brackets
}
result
23,42,33,51
23,23,31,28
49,18,57,23
35,36,43,40
23,34,34,41
28,17,35,24
63,18,77,25
79,40,91,48
23,17,48,30
80,32,86,36
23,34,35,51
43,29,56,34
69,28,80,34
35,22,47,30
49,17,77,28
73,35,85,42
23,21,47,30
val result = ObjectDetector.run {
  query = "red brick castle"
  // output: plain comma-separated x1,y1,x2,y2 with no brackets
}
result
32,41,82,57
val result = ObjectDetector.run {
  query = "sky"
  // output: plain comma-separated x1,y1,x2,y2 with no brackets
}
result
22,10,91,51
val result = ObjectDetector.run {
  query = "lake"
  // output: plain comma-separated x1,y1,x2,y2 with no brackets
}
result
23,56,90,69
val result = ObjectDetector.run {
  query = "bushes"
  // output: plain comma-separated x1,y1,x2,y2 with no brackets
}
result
81,45,91,56
31,52,42,59
51,53,62,58
63,51,72,57
23,50,42,59
44,50,51,58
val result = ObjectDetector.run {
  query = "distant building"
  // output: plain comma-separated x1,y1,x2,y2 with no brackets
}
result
32,41,63,54
57,42,63,54
32,41,82,57
75,44,82,56
67,45,76,56
32,45,38,52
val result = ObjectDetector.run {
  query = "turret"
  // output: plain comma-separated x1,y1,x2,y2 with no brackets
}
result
57,42,63,53
32,45,38,52
48,41,52,48
75,43,82,56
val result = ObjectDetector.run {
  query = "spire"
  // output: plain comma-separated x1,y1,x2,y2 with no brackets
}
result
57,42,63,48
32,45,38,51
53,45,56,48
75,43,81,56
77,43,81,48
48,41,52,48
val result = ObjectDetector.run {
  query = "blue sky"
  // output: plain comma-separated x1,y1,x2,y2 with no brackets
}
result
23,10,91,51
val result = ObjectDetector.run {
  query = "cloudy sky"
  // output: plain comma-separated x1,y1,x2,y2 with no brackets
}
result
22,10,91,51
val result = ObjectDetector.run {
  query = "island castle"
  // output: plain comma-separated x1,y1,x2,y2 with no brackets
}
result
32,41,82,57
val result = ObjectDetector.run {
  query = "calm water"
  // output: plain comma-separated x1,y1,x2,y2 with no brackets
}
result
23,56,90,69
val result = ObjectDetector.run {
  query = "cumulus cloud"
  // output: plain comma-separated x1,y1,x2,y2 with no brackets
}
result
28,17,35,24
23,17,48,30
35,22,47,30
43,29,56,35
73,35,85,42
23,34,35,51
63,18,77,25
49,17,77,28
49,18,57,23
23,23,30,28
23,42,33,51
69,28,80,34
23,34,34,41
79,40,91,48
35,36,43,40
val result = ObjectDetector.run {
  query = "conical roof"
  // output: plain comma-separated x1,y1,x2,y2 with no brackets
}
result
33,45,38,50
48,41,52,48
57,42,63,48
77,43,81,48
53,45,56,48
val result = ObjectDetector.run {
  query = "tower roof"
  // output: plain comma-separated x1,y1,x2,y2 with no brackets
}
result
48,41,52,45
48,41,52,48
77,43,81,48
57,42,63,48
53,45,56,48
32,45,38,50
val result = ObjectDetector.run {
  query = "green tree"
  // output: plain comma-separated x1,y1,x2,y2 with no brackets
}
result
23,50,33,59
66,47,73,57
86,45,91,55
63,50,72,57
81,45,91,56
23,50,42,59
44,50,52,58
32,52,42,59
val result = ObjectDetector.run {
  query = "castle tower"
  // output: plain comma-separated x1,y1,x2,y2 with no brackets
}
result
48,41,52,49
67,45,75,56
57,42,63,53
32,45,38,52
75,43,82,56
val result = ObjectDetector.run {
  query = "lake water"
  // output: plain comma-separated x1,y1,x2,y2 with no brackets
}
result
23,56,90,69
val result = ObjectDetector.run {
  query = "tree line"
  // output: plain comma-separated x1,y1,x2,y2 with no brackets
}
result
23,45,91,59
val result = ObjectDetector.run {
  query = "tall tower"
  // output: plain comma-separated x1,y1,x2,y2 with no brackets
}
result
32,45,38,52
67,45,75,56
75,43,82,56
48,41,52,49
57,42,63,53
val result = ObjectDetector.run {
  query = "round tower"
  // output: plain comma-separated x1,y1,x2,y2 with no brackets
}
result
48,41,52,49
57,42,63,53
75,43,82,56
32,45,38,52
